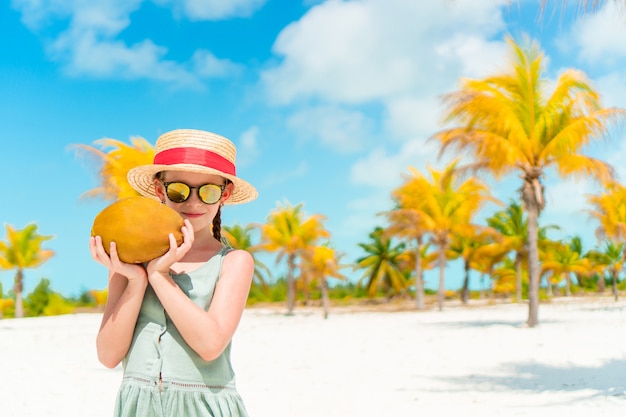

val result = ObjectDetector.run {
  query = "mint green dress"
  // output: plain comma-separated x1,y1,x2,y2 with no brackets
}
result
114,246,248,417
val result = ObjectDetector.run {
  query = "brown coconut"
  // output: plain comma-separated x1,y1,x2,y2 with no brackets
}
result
91,196,184,264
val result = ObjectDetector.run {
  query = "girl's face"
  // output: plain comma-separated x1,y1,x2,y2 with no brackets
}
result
153,171,233,235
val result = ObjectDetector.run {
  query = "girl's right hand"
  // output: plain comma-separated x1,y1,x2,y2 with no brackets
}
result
146,219,194,278
90,235,147,283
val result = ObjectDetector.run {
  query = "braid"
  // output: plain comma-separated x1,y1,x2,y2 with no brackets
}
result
213,179,231,243
213,206,222,241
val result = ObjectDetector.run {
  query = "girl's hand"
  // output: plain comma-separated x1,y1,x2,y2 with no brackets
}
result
90,235,147,283
146,219,194,277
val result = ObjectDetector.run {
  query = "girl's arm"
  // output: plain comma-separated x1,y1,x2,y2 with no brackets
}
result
147,248,254,361
90,236,148,369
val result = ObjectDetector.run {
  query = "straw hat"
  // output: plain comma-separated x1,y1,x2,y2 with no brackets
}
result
127,129,258,205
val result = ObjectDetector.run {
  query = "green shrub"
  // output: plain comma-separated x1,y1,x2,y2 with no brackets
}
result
25,278,53,317
43,293,75,316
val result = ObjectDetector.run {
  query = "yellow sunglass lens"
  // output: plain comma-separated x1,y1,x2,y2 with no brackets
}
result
166,183,191,203
198,184,222,204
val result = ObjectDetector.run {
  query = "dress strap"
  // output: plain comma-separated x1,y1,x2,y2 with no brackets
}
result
215,245,232,282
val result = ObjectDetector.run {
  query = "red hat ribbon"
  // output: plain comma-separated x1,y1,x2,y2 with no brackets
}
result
154,147,236,176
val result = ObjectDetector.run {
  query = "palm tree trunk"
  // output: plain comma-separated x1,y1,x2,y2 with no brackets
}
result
521,172,543,328
414,273,425,310
546,275,553,297
321,277,330,319
414,238,425,310
479,273,486,299
14,269,24,319
526,202,540,327
437,245,447,311
612,271,619,301
597,274,606,293
515,255,523,303
461,261,470,304
286,255,296,315
302,273,311,306
576,274,584,294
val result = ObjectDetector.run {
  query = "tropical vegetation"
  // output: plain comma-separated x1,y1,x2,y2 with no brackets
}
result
432,35,625,326
3,35,626,325
0,224,55,318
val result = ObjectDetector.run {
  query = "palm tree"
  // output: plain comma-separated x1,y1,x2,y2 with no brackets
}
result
0,224,55,318
355,227,408,299
586,182,626,297
541,240,592,297
486,201,528,302
492,257,519,296
258,201,329,314
382,207,429,309
394,161,498,310
567,236,589,293
448,225,501,304
587,182,626,243
587,240,625,300
470,242,510,299
434,35,624,326
222,223,271,293
73,136,154,201
398,241,438,307
303,244,347,318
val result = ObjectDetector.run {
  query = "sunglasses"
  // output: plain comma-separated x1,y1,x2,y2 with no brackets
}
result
161,181,226,205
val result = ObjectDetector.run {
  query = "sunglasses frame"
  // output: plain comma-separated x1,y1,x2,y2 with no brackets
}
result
161,181,227,205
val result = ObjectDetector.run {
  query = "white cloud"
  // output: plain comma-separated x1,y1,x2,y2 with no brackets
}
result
11,0,250,85
595,71,626,109
236,126,260,167
563,1,626,66
383,96,443,139
50,31,201,85
12,0,142,31
174,0,266,20
262,0,508,105
287,106,373,153
261,0,510,167
191,49,243,77
349,137,443,189
434,33,508,79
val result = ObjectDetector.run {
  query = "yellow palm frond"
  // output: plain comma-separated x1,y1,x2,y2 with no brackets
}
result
552,153,614,184
0,224,54,271
434,34,623,191
73,136,155,201
586,182,626,242
259,201,329,255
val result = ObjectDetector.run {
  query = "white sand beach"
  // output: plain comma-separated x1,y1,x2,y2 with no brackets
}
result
2,298,626,417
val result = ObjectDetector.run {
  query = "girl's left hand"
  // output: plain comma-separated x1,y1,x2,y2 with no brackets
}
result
146,219,194,277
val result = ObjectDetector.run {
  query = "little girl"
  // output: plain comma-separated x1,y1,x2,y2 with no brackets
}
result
90,129,257,417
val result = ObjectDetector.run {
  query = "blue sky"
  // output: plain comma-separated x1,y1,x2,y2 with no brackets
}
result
2,0,626,297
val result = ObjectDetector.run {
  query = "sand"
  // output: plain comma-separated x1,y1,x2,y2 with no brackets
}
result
1,297,626,416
